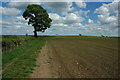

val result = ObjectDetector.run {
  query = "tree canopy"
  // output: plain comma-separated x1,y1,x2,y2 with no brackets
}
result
23,4,52,37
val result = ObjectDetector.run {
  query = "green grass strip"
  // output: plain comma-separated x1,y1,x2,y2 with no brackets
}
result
2,37,46,78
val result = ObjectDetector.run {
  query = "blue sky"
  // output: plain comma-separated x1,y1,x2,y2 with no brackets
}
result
0,1,119,36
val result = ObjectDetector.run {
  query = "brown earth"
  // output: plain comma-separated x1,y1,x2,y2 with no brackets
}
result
31,37,118,78
31,42,52,78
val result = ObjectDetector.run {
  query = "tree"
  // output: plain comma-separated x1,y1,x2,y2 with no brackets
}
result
101,35,104,37
79,34,82,36
23,4,52,38
25,33,28,36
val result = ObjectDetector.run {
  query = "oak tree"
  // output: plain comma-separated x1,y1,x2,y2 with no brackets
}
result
23,4,52,37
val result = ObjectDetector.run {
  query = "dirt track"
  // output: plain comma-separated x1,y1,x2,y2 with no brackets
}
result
31,38,118,78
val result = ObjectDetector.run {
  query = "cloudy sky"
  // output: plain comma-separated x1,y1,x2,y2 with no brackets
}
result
0,0,119,36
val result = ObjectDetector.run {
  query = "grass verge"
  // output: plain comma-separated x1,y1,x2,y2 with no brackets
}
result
2,37,46,78
2,35,34,52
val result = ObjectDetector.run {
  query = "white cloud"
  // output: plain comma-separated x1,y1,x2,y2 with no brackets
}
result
98,14,117,24
0,7,21,16
74,23,82,26
49,12,85,25
16,25,21,29
52,23,68,27
95,2,118,14
95,5,109,15
74,10,90,17
47,12,85,34
95,1,118,31
63,13,85,24
94,2,118,26
8,2,30,9
49,13,61,21
88,19,93,23
8,1,40,9
43,2,73,14
75,2,86,8
2,16,25,28
84,2,118,36
2,16,34,35
68,6,75,11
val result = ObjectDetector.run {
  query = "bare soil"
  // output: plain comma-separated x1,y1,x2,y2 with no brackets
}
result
31,42,52,78
31,38,118,78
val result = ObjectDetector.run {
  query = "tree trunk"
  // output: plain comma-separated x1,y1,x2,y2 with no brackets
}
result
34,30,38,38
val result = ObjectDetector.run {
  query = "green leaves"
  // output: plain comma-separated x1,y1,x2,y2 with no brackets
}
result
23,4,52,33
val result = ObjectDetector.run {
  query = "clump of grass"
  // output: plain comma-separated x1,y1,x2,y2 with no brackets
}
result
44,59,50,64
2,37,46,78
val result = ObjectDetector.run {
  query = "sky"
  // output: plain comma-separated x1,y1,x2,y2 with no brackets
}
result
0,0,119,36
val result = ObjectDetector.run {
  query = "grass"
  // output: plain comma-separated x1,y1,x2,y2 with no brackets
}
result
2,37,46,78
2,35,34,52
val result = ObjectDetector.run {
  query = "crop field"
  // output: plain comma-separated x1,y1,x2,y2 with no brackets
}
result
2,35,119,78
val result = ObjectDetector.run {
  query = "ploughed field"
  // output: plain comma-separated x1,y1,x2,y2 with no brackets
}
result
2,36,119,78
45,36,118,78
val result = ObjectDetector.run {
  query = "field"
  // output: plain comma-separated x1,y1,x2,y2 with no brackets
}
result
2,36,119,78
